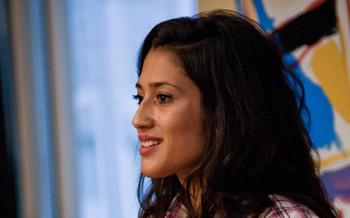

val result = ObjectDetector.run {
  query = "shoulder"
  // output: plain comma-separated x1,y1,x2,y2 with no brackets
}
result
260,195,319,218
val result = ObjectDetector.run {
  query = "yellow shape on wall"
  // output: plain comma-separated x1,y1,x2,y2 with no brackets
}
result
319,150,350,167
311,40,350,123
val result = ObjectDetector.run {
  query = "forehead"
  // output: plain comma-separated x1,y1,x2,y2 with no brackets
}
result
138,49,187,84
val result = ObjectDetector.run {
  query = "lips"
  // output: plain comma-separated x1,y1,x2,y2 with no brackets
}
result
138,136,163,156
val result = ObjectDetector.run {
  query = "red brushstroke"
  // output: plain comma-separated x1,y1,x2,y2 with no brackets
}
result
273,0,334,33
297,39,322,63
242,1,250,19
307,0,328,11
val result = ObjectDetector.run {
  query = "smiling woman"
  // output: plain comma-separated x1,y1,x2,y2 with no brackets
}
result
133,10,338,218
133,49,205,183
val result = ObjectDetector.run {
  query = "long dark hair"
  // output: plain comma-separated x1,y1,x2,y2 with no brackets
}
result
136,10,337,217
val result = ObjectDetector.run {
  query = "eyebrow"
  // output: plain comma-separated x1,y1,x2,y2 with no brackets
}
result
135,81,181,90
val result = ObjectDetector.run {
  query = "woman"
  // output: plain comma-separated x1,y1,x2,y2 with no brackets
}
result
132,10,337,217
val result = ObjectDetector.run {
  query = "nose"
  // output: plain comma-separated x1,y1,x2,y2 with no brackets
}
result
132,101,154,129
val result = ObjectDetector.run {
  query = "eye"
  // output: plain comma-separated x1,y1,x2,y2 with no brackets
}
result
157,94,172,104
133,94,144,104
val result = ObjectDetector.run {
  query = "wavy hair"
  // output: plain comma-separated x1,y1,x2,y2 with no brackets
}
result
136,10,337,217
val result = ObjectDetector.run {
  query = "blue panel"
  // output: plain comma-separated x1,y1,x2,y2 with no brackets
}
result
27,0,57,217
66,1,197,217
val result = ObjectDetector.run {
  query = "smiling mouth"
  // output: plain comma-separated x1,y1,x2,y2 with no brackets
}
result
141,140,163,148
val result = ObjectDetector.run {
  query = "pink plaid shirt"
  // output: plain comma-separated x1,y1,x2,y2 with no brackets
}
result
260,195,318,218
164,193,318,217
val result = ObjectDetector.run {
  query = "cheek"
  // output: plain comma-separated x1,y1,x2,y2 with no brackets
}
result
171,107,204,143
170,109,194,130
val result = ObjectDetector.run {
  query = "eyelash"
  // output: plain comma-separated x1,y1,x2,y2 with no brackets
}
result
132,94,172,104
133,94,144,104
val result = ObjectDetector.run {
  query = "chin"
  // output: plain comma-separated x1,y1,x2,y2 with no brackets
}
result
141,168,171,179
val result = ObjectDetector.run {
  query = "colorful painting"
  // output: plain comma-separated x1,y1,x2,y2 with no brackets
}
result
234,0,350,216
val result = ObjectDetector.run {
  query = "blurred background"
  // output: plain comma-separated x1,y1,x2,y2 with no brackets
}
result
0,0,349,217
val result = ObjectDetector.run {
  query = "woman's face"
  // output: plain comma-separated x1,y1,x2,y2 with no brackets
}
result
132,48,206,183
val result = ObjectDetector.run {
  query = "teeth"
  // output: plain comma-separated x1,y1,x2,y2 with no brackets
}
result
141,140,162,148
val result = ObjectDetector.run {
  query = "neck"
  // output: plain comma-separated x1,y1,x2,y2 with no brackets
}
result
180,177,202,213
